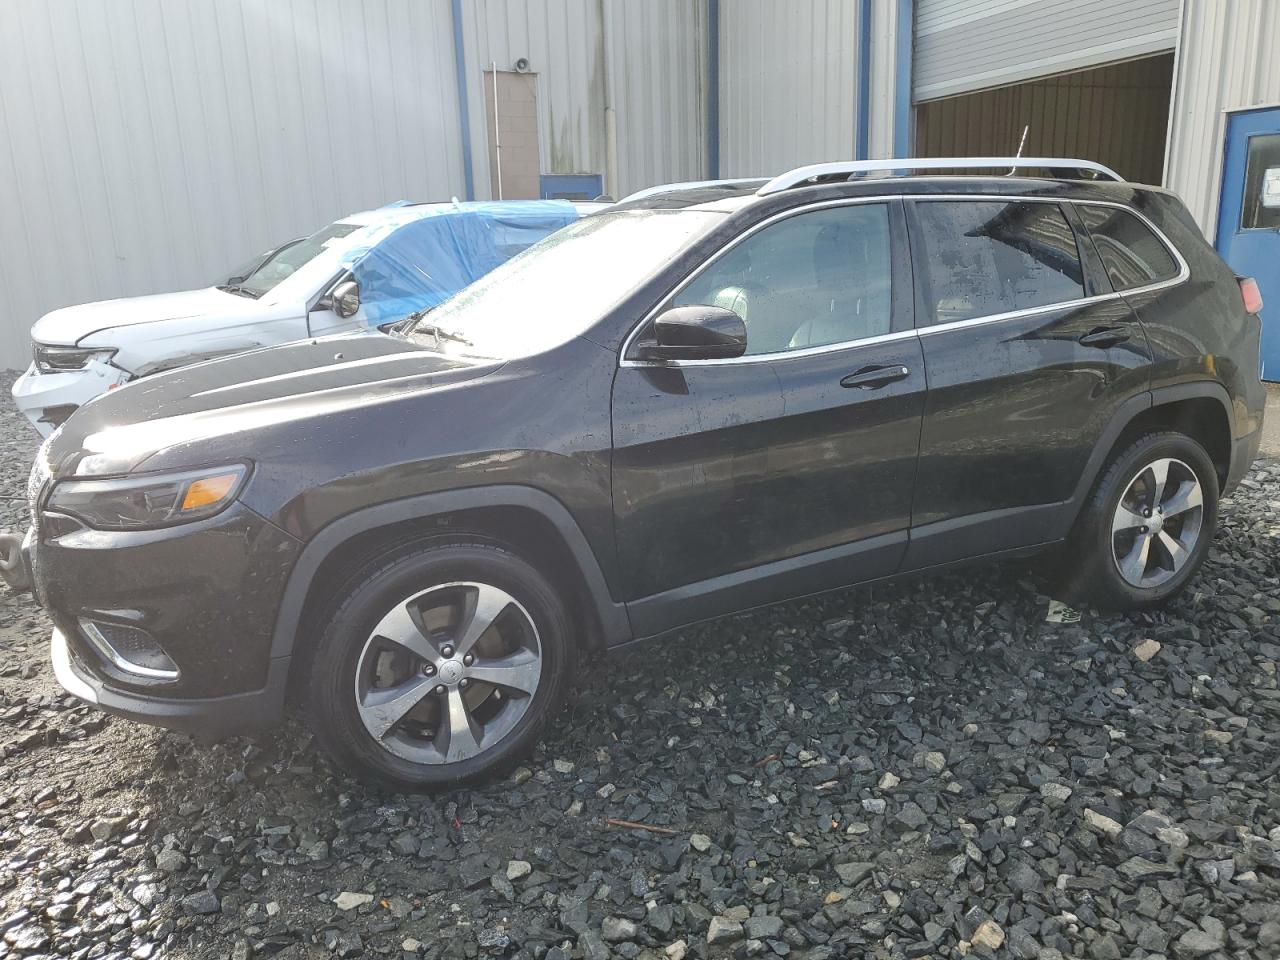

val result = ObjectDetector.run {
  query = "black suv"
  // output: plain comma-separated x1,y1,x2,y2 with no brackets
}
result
4,158,1265,789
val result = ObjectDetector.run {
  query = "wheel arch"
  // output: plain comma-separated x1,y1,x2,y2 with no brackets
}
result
268,487,633,682
1061,380,1234,537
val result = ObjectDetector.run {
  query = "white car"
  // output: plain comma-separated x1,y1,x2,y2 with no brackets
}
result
14,199,601,436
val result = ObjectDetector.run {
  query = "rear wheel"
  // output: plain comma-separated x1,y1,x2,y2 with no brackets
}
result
1058,431,1218,610
307,540,572,790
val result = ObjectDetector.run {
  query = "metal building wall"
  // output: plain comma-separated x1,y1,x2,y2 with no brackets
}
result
718,0,859,178
459,0,708,200
607,0,709,197
0,0,468,371
1165,0,1280,235
914,0,1180,102
915,55,1175,185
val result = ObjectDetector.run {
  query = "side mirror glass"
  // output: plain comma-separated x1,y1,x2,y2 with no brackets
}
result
636,305,747,362
329,280,361,319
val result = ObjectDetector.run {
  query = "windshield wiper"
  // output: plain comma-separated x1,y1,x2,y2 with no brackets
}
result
216,283,262,299
415,322,473,349
395,307,472,349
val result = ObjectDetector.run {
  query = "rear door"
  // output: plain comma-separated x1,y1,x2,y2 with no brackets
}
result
904,196,1151,568
612,199,925,636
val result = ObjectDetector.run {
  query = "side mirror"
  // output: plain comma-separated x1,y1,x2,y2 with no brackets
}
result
636,305,747,362
329,280,361,319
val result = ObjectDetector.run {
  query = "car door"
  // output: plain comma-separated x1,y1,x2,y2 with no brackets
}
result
903,196,1152,569
612,199,926,637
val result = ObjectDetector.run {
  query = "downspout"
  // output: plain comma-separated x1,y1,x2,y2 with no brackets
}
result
450,0,476,200
893,0,914,157
601,0,620,198
856,0,871,160
708,0,720,178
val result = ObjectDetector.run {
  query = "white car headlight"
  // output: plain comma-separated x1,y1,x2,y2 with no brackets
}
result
33,344,117,374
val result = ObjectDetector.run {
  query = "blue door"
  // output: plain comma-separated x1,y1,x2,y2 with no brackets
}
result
1216,107,1280,381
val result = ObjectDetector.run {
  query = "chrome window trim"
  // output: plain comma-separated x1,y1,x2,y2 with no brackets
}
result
617,194,1189,369
1070,199,1191,294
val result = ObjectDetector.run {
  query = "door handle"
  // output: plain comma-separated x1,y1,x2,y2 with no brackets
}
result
840,365,910,389
1078,325,1130,348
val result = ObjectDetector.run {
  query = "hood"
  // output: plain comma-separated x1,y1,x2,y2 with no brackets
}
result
30,288,254,346
46,333,500,477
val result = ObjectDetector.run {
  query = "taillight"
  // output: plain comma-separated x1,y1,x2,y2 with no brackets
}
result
1239,276,1264,314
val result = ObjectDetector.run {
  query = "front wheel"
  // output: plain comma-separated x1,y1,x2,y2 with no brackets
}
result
1058,431,1218,611
307,540,573,790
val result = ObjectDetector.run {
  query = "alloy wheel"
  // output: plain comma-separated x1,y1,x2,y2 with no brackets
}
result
1111,457,1204,589
353,581,542,764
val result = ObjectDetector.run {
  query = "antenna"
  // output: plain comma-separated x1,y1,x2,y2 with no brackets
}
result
1008,125,1029,176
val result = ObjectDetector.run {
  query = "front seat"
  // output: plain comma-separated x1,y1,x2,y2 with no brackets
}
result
789,224,890,349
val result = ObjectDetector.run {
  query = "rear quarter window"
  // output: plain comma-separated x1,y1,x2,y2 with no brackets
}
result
1076,203,1180,291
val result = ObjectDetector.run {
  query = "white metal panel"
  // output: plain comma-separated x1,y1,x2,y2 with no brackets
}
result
0,0,466,371
914,0,1180,101
460,0,606,198
608,0,709,197
1165,0,1280,235
718,0,859,178
868,0,905,160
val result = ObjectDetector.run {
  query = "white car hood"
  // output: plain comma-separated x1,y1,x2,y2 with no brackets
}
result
30,287,258,346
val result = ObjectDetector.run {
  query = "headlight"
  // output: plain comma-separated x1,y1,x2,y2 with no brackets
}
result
33,344,117,373
45,465,248,530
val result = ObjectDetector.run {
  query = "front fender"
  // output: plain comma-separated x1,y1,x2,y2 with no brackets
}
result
266,484,634,663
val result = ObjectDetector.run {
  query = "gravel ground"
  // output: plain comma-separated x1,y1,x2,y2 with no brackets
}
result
1,371,1278,960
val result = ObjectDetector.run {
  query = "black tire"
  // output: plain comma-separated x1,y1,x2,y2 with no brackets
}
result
306,538,573,791
1058,431,1218,611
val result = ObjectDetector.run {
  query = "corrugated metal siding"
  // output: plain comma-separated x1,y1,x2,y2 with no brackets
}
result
914,0,1180,102
460,0,706,200
1165,0,1280,235
0,0,466,370
867,0,905,159
461,0,606,192
608,0,708,197
915,55,1174,185
719,0,859,177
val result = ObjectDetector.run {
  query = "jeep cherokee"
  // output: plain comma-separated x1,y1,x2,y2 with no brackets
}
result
2,158,1265,789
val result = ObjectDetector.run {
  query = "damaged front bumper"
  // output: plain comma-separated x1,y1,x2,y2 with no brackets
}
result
12,360,132,438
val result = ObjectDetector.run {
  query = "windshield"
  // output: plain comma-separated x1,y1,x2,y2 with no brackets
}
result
221,222,361,298
405,209,723,359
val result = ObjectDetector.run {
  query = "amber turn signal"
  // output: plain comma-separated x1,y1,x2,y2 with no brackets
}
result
181,472,241,512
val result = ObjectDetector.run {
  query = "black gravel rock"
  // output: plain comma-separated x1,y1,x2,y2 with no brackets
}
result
0,377,1278,959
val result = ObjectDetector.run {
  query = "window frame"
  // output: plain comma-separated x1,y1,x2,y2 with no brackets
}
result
618,194,1189,366
1074,202,1184,292
619,197,914,368
903,196,1189,334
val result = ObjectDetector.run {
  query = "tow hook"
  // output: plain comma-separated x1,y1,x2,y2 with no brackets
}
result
0,530,31,593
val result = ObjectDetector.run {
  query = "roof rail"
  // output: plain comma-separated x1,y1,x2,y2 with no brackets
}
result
756,157,1123,196
619,178,766,204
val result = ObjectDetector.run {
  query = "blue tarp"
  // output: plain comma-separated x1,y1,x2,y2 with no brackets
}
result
340,200,580,326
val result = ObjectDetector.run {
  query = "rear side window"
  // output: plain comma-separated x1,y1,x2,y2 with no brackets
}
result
912,200,1085,326
1076,203,1180,291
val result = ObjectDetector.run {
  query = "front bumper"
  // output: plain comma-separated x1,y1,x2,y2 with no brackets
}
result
12,360,131,438
33,499,303,703
52,628,290,738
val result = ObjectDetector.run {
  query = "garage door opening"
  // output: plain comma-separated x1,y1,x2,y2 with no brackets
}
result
914,53,1175,186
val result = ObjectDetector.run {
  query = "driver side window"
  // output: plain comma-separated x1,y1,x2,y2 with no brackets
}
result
673,204,892,356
